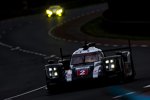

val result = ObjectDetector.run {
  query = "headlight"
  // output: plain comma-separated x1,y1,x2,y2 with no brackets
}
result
106,66,109,69
110,64,115,69
110,59,114,63
48,67,58,77
54,72,58,76
53,67,57,71
105,60,109,64
46,10,52,15
56,9,63,16
49,68,52,71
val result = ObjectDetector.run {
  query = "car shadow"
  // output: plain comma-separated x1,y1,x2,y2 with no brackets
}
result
46,78,136,95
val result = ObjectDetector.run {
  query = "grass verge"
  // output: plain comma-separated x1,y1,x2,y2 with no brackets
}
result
81,17,150,40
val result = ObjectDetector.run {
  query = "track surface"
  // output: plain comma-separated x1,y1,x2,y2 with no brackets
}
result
1,3,150,100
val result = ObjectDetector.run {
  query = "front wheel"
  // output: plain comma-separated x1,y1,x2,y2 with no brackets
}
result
46,84,59,94
46,78,66,93
46,77,59,93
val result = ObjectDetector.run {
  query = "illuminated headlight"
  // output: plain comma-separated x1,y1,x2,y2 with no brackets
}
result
49,73,52,76
111,64,115,69
110,59,114,63
49,68,52,71
56,9,63,16
46,10,52,15
57,9,63,13
105,60,109,64
53,67,57,71
54,72,58,76
106,66,109,69
48,67,58,77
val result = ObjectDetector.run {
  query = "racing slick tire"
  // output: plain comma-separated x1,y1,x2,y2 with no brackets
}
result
45,76,65,94
46,79,60,94
117,70,135,84
126,72,135,82
46,82,66,94
46,84,59,94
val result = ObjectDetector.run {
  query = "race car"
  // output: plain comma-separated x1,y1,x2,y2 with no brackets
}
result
44,42,136,92
46,5,64,17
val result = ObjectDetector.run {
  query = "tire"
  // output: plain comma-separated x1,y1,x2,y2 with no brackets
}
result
46,78,65,93
126,71,135,82
116,72,125,83
117,70,135,84
45,77,57,93
46,84,58,94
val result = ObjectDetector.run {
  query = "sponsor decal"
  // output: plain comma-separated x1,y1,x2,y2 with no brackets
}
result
93,65,100,78
65,70,72,82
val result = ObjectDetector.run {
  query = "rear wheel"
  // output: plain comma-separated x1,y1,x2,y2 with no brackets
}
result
126,70,135,82
125,64,135,82
117,69,135,84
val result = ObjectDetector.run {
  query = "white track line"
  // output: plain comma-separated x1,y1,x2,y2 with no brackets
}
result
0,42,12,48
0,42,47,57
3,85,46,100
143,85,150,88
112,92,135,99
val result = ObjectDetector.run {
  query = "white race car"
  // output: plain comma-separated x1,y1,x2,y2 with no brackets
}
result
45,42,136,93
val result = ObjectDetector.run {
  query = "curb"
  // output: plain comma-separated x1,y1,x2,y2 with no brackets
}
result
48,8,149,48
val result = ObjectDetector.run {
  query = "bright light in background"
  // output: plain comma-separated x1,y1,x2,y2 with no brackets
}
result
46,10,53,17
45,5,64,18
56,9,63,16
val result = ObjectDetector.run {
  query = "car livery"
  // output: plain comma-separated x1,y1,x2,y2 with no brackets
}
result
44,42,136,92
66,45,104,82
46,5,64,17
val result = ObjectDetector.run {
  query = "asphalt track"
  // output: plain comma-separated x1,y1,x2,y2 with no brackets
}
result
1,3,150,100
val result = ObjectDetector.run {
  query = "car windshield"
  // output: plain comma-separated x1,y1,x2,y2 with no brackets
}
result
49,6,61,9
71,52,101,65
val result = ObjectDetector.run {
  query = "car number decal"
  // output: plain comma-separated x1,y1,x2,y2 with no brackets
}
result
77,69,88,76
